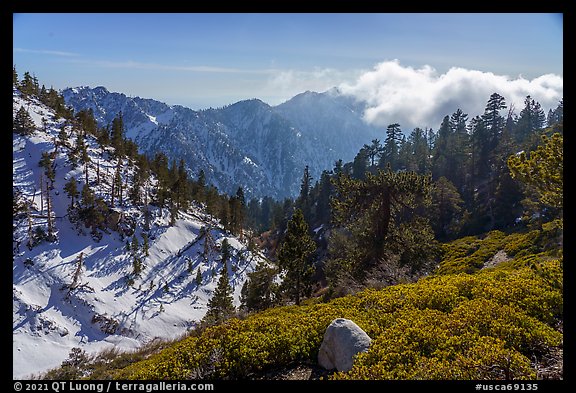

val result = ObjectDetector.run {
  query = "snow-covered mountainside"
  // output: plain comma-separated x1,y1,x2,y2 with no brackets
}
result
13,90,263,378
62,87,381,199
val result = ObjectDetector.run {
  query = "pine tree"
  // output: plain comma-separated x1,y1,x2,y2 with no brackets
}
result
429,177,465,240
351,147,368,180
110,113,125,156
80,183,95,208
13,65,18,86
547,99,563,127
193,169,207,204
448,109,470,192
14,107,35,135
315,170,333,225
58,124,69,147
508,133,563,224
132,256,142,276
151,152,170,208
276,209,316,306
406,127,431,174
142,233,149,257
131,235,139,255
220,238,232,264
380,123,402,170
19,72,37,96
515,96,546,144
70,253,84,290
39,151,56,184
431,115,452,180
330,166,437,280
295,166,313,221
174,159,190,210
482,93,507,148
228,187,246,237
195,267,202,286
240,261,278,312
202,264,235,325
365,139,384,167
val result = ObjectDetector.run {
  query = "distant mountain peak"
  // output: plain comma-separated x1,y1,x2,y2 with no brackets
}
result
62,85,381,199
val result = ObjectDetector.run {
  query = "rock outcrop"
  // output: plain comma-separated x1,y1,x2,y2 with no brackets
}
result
318,318,372,372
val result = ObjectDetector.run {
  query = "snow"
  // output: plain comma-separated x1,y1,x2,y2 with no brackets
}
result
13,90,263,378
146,114,158,125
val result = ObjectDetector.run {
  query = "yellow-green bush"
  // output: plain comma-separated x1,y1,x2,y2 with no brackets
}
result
111,255,561,380
436,230,507,274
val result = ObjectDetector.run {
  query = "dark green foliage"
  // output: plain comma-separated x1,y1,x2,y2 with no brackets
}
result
295,166,313,220
14,107,35,135
240,261,279,312
515,96,546,144
220,238,232,263
142,233,149,257
329,167,438,282
351,147,368,180
203,264,235,325
19,71,39,97
547,99,563,128
277,209,316,305
75,109,98,136
110,112,125,156
429,176,466,240
64,178,79,207
379,123,403,170
39,151,56,183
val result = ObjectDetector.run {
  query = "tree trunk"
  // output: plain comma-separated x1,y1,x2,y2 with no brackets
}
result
46,181,53,238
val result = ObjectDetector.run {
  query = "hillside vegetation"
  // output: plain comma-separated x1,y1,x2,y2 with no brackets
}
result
43,228,562,380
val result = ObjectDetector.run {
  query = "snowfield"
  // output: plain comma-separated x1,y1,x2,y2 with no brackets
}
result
13,91,263,378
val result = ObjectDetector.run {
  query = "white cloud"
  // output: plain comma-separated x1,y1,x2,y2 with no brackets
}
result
338,60,563,131
14,47,79,57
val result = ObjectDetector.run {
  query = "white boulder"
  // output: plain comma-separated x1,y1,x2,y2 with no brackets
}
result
318,318,372,372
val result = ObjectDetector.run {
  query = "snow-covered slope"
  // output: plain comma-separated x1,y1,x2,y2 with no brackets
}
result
62,87,381,199
13,90,263,378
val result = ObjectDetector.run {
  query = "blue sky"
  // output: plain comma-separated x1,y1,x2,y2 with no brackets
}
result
13,13,563,127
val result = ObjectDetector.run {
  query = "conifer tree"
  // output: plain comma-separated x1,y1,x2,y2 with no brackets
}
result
131,235,139,255
20,71,37,96
329,166,437,281
508,133,563,225
39,151,56,184
70,253,84,290
202,264,235,325
380,123,402,170
142,233,149,257
240,261,278,312
365,139,384,167
351,148,368,180
220,238,232,264
110,112,125,156
277,208,316,305
174,159,190,210
515,96,546,144
429,176,465,240
14,107,35,135
295,166,313,220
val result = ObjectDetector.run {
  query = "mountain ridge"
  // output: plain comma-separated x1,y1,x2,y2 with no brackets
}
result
62,86,382,200
12,89,264,378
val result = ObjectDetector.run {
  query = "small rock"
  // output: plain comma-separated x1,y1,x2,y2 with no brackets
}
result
318,318,372,372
